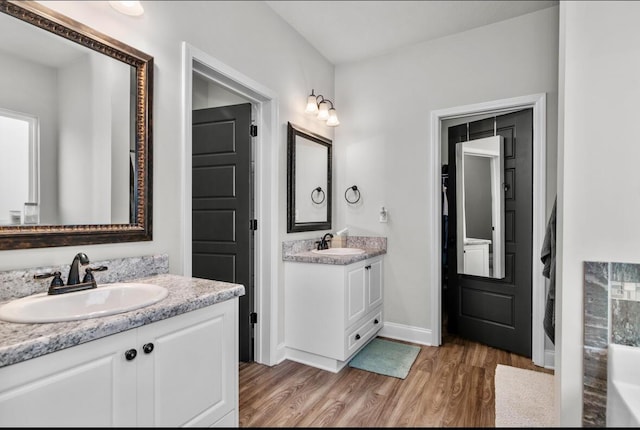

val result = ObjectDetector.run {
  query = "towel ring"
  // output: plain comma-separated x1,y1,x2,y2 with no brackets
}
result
311,187,326,204
345,185,361,204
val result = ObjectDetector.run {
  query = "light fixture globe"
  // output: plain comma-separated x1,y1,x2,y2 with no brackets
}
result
317,101,330,121
305,95,319,114
109,1,144,16
326,108,340,126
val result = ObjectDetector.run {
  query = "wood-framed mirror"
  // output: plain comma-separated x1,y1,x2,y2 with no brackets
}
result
287,122,332,233
0,0,153,250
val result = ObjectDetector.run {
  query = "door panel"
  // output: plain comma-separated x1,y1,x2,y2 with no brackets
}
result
192,103,254,362
446,108,533,357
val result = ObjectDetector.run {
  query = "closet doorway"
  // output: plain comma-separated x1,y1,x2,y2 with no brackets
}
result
430,94,548,367
444,109,533,358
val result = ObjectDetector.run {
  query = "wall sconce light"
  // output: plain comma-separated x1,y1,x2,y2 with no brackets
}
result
305,89,339,126
109,1,144,16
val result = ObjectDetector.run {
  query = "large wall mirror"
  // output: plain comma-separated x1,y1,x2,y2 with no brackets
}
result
0,0,153,249
287,122,332,233
455,135,505,279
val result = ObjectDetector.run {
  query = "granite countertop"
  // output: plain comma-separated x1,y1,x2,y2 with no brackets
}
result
283,248,387,265
282,236,387,265
0,273,245,368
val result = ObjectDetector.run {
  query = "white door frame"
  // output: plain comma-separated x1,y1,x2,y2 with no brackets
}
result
430,93,548,367
181,42,280,366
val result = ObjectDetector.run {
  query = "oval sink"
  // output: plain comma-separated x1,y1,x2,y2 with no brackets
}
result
311,248,365,256
0,283,168,324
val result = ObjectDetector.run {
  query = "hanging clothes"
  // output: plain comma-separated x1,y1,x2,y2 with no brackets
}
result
541,196,557,344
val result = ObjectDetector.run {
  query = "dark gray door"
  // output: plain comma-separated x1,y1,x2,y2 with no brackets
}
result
446,108,533,357
192,103,254,362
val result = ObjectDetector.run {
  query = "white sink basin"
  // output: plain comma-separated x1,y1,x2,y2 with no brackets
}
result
608,343,640,427
311,247,365,256
0,283,168,324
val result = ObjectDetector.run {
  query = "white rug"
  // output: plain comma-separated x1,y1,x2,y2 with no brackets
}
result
494,364,555,427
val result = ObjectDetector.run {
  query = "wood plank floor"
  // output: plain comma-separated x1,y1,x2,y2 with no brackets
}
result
239,333,554,427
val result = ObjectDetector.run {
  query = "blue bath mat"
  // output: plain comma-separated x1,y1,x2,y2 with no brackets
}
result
348,337,420,379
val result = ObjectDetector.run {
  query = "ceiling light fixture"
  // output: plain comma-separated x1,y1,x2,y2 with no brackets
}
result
305,89,339,126
109,1,144,16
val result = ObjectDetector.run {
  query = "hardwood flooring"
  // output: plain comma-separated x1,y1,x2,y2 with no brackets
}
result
238,333,554,427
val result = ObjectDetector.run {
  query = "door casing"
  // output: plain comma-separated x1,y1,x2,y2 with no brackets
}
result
430,93,549,368
181,43,280,366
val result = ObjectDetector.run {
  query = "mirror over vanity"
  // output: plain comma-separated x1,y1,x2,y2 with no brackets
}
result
286,122,332,233
0,0,153,249
455,135,505,279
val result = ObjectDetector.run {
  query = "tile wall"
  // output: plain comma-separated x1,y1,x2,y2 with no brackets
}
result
583,261,640,426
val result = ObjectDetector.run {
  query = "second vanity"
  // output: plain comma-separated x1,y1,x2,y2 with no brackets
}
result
0,272,244,427
283,236,387,372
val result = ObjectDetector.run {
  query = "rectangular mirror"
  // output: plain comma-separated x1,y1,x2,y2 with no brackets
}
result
455,135,505,279
287,122,332,233
0,0,152,249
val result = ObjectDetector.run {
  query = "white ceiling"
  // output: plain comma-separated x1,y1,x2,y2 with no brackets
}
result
265,0,558,65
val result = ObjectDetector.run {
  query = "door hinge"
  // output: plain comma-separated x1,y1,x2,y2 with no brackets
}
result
250,219,258,230
250,312,257,324
250,124,258,137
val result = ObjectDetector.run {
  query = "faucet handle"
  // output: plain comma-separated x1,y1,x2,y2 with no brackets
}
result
82,266,108,284
34,271,64,287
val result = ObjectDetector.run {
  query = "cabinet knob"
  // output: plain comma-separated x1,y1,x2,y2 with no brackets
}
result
374,319,379,324
365,265,371,270
124,348,137,361
355,334,361,340
143,343,154,354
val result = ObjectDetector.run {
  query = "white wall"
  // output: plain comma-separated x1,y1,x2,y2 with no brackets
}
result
335,7,559,336
557,1,640,425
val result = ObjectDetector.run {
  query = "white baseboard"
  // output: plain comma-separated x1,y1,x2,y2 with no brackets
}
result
378,321,434,346
544,348,555,370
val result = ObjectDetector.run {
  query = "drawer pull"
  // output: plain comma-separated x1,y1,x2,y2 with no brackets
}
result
355,334,361,340
374,319,379,324
143,343,154,354
124,348,137,361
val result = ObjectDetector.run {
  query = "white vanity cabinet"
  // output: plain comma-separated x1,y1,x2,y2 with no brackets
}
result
285,256,383,372
0,298,238,427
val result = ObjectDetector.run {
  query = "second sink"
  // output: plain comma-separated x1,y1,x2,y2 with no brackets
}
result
311,248,365,256
0,282,169,324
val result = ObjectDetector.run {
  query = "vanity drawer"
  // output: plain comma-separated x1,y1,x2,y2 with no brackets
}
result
344,308,382,359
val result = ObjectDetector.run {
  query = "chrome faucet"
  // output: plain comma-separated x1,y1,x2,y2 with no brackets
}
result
316,233,334,250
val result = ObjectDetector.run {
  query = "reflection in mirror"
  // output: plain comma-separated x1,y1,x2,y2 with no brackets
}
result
455,135,505,279
0,4,133,226
287,122,332,233
0,0,152,249
295,136,328,222
0,109,38,225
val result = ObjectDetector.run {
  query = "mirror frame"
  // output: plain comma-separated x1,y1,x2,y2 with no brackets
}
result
0,0,153,250
287,122,332,233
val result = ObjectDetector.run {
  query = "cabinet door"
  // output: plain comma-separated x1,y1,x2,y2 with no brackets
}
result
0,330,137,427
367,258,383,310
136,298,238,427
346,263,366,326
